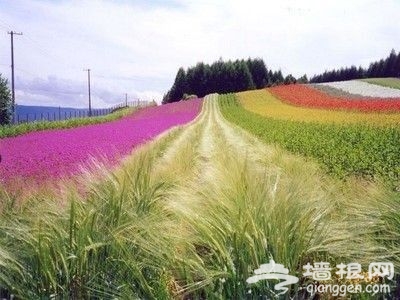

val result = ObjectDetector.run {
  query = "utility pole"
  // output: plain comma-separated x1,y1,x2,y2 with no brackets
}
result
125,93,128,107
8,31,23,124
84,69,92,116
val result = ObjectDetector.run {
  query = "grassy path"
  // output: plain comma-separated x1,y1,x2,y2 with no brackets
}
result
148,94,398,298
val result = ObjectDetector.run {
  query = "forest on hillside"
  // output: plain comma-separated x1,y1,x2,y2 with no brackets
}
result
163,50,400,104
310,49,400,83
162,58,307,103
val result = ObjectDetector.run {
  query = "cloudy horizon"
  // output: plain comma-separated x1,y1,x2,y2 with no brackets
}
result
0,0,399,108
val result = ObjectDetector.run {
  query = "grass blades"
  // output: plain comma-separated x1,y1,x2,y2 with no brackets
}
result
0,125,208,299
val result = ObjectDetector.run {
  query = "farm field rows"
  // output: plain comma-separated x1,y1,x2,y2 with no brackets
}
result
0,99,202,186
227,91,400,185
317,80,400,97
1,94,399,298
239,89,400,125
269,84,400,112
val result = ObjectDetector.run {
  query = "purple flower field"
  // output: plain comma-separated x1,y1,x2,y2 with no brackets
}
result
0,99,202,184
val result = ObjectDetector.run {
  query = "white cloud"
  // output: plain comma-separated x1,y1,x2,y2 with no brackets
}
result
0,0,399,107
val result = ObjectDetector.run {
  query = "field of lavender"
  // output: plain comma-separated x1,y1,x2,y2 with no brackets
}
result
0,86,399,299
0,100,202,186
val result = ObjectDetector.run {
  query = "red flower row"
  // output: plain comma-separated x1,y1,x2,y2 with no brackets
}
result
269,85,400,112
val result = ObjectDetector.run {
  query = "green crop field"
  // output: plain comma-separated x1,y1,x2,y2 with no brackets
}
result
362,77,400,89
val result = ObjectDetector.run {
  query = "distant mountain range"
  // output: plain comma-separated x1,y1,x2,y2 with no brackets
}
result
15,105,107,122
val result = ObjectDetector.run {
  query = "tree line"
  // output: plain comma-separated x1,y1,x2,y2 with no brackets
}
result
0,74,11,125
310,49,400,83
163,58,308,104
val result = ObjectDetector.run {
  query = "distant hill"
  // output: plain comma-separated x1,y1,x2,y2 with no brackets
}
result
15,105,101,122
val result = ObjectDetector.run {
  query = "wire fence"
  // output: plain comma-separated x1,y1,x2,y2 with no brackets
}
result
14,100,150,124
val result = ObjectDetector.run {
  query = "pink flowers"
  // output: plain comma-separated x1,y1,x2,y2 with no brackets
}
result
0,99,202,184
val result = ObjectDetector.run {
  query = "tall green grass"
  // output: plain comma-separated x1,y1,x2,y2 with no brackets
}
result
0,128,209,299
0,107,135,138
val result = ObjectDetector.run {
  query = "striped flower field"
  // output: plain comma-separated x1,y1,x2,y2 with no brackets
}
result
269,84,400,112
238,89,400,125
318,80,400,97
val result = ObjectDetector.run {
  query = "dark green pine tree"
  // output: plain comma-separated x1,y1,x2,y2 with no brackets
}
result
284,74,296,84
246,58,269,89
384,49,398,77
395,52,400,77
367,62,379,78
232,60,255,92
0,74,12,125
168,67,188,102
297,74,308,84
209,59,224,93
186,62,209,97
272,70,284,84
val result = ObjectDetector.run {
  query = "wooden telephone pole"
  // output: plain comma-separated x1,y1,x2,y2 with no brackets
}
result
84,69,92,117
8,31,23,124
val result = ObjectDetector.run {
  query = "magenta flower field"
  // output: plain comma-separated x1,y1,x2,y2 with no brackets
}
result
0,99,202,183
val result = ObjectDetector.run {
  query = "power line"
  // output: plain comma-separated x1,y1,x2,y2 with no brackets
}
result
21,34,82,72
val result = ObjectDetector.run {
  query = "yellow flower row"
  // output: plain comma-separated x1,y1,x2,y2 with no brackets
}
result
237,89,400,126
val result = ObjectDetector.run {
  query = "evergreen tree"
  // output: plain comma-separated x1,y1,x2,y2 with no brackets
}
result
0,74,11,125
232,60,255,92
168,67,187,102
395,52,400,77
246,58,268,89
310,49,400,83
297,74,308,84
284,74,296,84
384,49,397,77
190,62,208,97
273,70,284,84
163,58,289,103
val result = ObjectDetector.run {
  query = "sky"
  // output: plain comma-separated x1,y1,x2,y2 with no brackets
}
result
0,0,399,108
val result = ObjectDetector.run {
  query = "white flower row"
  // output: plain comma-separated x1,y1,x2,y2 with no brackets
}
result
317,80,400,98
